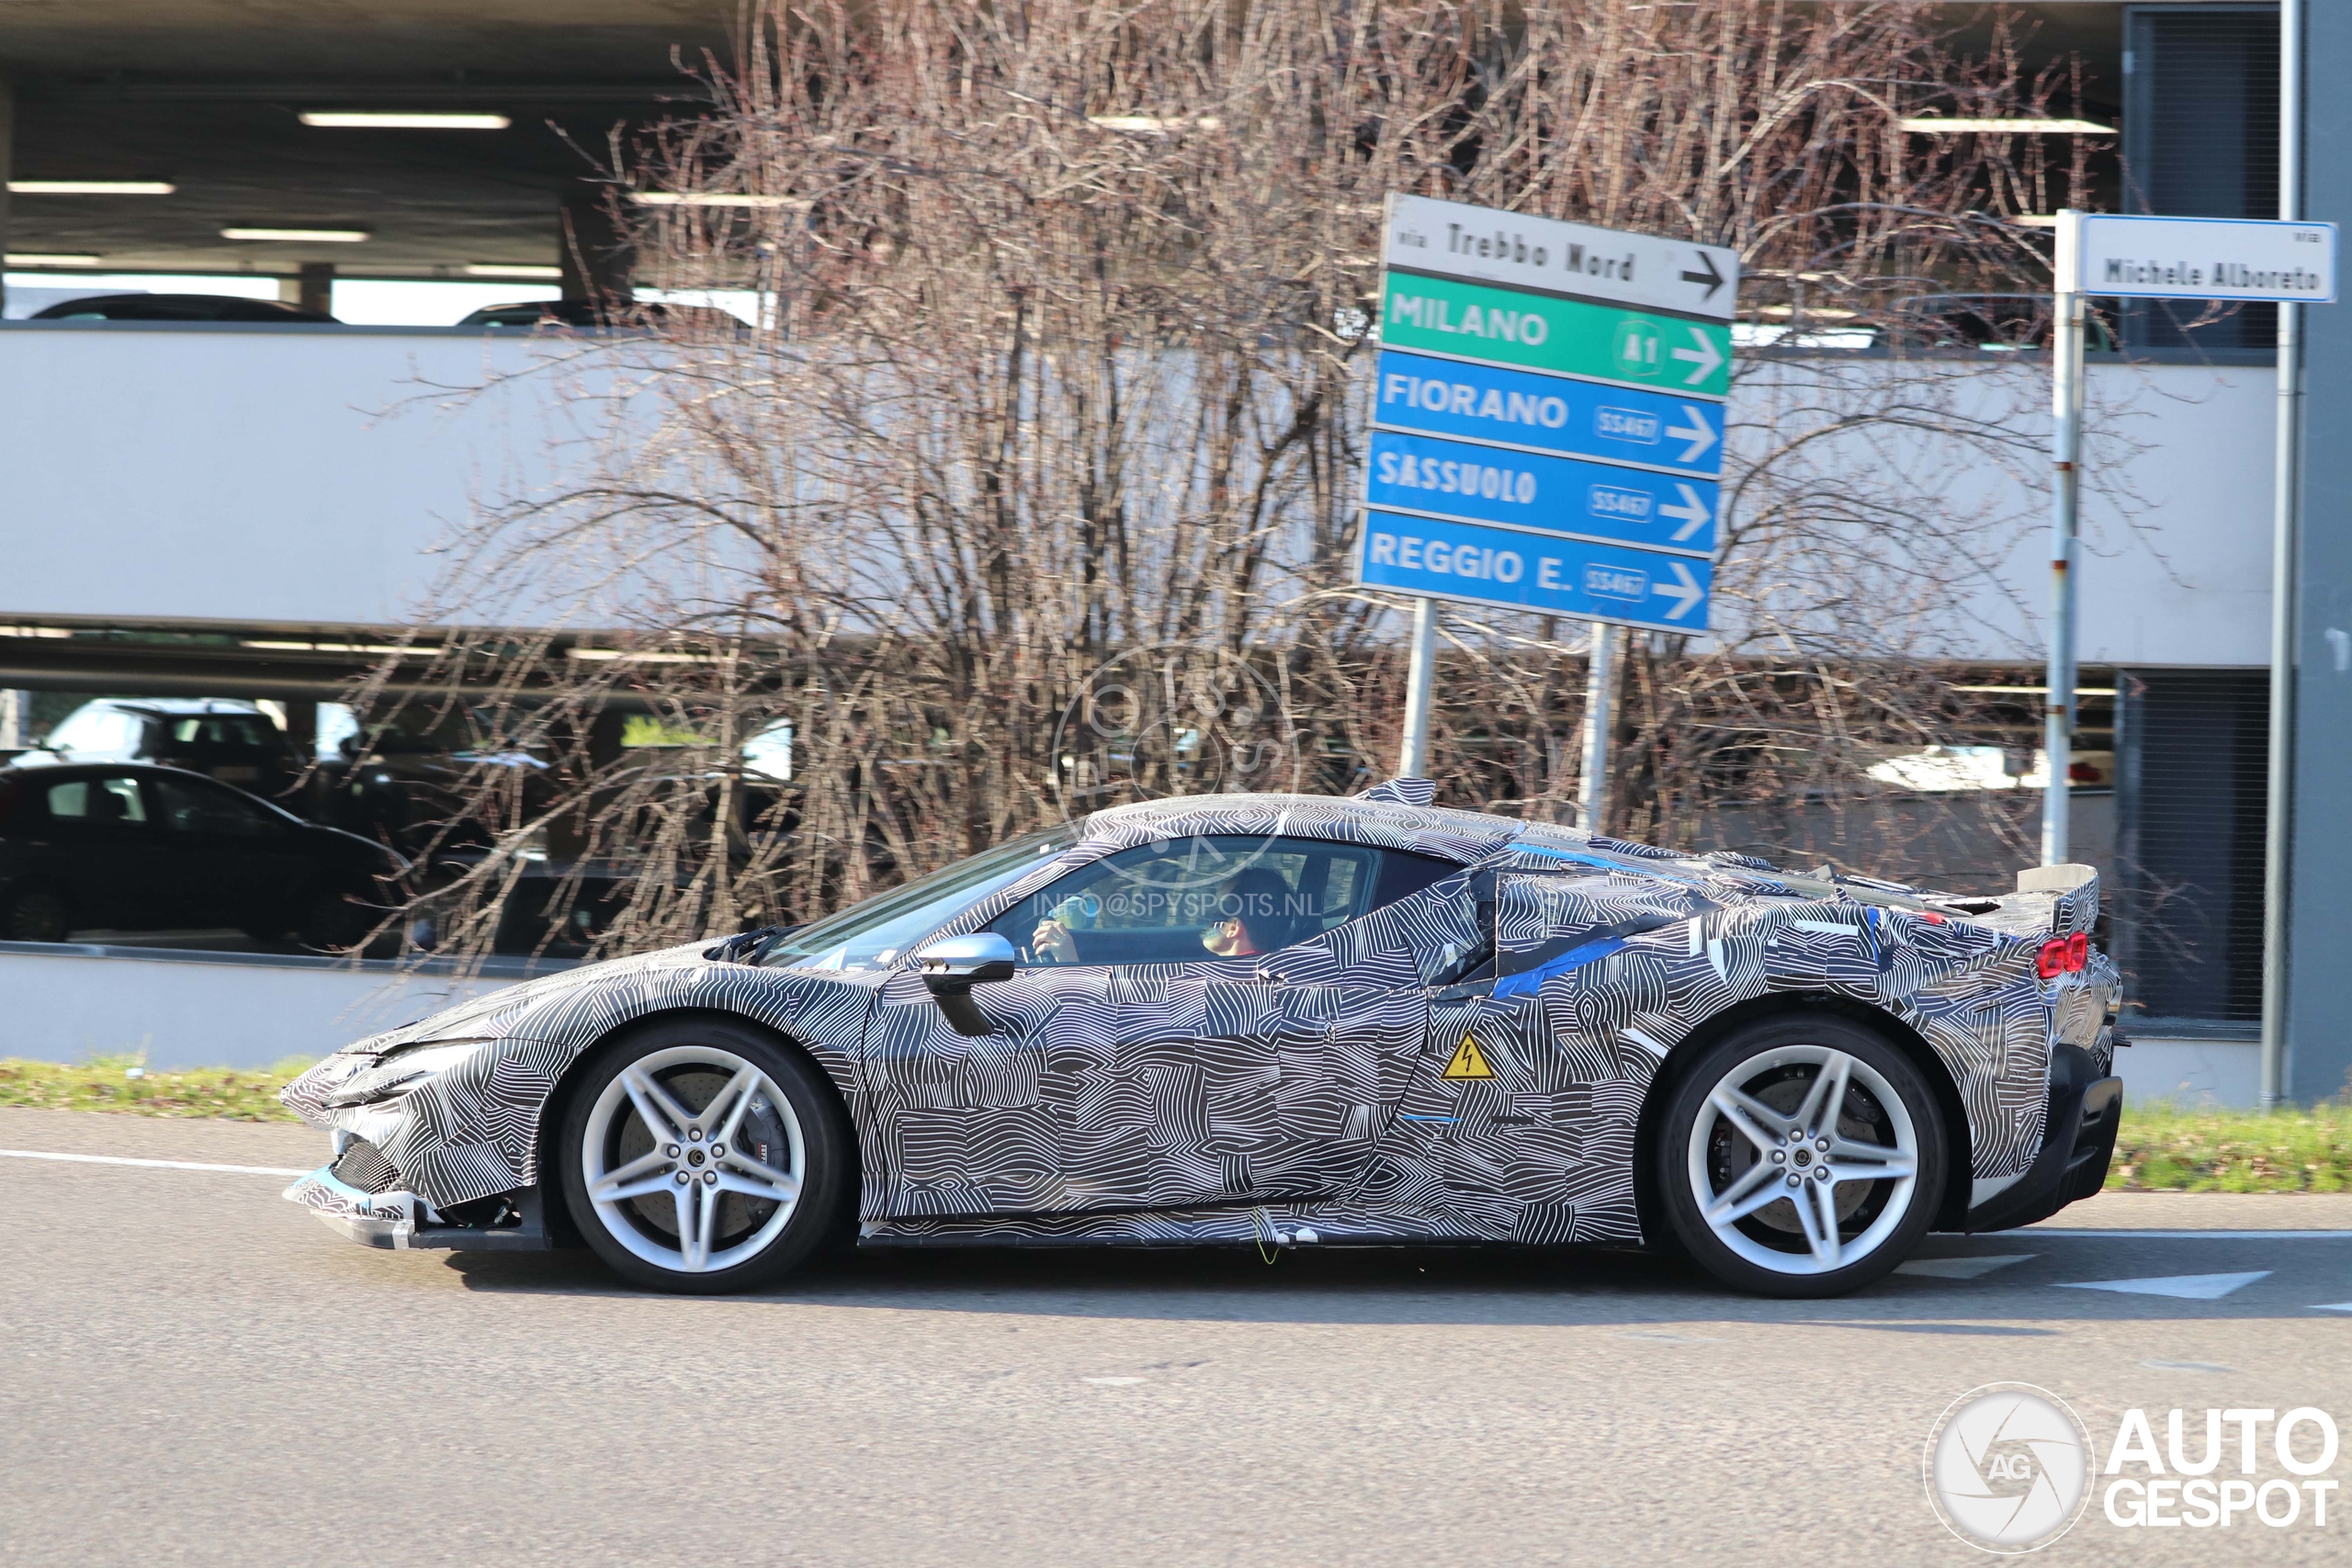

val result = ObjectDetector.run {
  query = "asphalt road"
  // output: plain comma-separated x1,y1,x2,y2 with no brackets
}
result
4,1107,2351,1567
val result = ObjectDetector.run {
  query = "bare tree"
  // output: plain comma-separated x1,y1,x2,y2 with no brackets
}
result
350,0,2109,963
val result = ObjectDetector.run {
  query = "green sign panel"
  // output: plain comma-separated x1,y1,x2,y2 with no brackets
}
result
1378,269,1731,400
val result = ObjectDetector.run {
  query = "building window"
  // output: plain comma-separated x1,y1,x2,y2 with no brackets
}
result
2121,4,2280,353
2114,670,2268,1026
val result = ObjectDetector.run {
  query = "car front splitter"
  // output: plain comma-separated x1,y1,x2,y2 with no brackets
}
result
284,1164,549,1252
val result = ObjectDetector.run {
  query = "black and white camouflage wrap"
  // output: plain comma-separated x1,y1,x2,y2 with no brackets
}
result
282,785,2117,1247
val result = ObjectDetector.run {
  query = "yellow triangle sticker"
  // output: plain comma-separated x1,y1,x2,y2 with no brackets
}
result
1442,1033,1496,1079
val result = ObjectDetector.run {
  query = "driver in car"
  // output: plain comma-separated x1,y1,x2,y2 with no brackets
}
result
1032,867,1293,964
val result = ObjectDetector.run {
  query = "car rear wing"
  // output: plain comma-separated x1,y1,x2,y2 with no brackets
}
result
1928,863,2098,940
1971,863,2099,940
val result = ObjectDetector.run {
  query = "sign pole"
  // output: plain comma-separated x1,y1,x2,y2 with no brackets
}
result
2263,0,2305,1109
1397,593,1437,777
1577,623,1616,832
2036,205,2333,1100
2042,215,2086,865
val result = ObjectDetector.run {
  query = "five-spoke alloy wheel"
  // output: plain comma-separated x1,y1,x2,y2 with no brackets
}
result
1657,1014,1948,1297
558,1018,852,1293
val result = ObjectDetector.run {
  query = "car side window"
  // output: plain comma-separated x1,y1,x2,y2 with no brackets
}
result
170,716,276,751
152,776,275,837
989,836,1459,967
48,707,138,754
47,775,149,825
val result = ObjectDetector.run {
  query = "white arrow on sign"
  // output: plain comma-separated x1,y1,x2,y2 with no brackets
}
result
1665,404,1717,465
1654,560,1705,620
1669,327,1724,386
1659,483,1712,542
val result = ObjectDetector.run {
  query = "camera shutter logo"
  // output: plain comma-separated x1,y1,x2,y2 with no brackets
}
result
1923,1383,2093,1552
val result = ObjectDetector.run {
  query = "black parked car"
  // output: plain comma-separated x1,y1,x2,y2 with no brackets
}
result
25,697,311,808
0,764,404,948
456,299,747,335
30,292,339,323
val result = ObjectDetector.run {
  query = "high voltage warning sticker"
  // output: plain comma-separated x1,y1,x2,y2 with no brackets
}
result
1442,1035,1496,1079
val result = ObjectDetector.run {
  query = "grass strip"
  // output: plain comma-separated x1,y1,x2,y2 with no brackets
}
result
0,1055,311,1122
2109,1100,2352,1193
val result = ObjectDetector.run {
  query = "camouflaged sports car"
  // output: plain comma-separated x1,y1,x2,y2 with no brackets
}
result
281,779,2123,1298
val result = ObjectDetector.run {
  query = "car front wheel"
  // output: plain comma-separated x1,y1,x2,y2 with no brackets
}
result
1657,1014,1948,1298
556,1018,852,1294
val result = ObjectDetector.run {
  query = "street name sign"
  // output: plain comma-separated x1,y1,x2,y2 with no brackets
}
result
1382,193,1740,321
1360,193,1737,634
2034,208,2335,884
2057,212,2337,303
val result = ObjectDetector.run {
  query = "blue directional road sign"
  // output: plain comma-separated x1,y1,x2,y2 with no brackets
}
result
1360,510,1712,632
1361,194,1736,633
1366,428,1717,556
1373,349,1724,477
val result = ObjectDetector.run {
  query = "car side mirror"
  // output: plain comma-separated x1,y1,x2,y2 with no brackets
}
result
917,932,1017,1036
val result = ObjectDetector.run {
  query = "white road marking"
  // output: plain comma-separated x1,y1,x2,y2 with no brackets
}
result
2030,1229,2352,1239
1895,1254,2033,1279
2142,1359,2235,1372
2054,1270,2271,1300
0,1148,310,1178
1083,1377,1145,1386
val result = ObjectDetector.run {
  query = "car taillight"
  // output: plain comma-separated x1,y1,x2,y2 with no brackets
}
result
2037,933,2091,978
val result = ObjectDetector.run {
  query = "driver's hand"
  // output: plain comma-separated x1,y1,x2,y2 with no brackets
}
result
1201,918,1249,958
1031,919,1078,964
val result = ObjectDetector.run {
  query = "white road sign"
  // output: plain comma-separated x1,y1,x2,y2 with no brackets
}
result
1384,193,1742,321
2058,211,2336,303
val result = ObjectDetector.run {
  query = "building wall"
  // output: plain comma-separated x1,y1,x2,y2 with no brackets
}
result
0,323,2283,667
0,323,569,629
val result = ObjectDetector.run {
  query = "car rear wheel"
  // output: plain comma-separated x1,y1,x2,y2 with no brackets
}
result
1657,1015,1947,1298
292,888,370,951
557,1018,852,1294
3,886,70,943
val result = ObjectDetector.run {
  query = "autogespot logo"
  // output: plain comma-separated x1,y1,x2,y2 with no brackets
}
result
1924,1383,2094,1552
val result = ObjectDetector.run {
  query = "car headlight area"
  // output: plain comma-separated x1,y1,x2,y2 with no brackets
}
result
282,1034,568,1250
319,1039,495,1109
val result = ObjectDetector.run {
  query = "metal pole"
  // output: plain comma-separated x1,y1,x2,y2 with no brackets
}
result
2263,0,2305,1109
1577,622,1616,833
2041,217,2086,865
1397,594,1437,777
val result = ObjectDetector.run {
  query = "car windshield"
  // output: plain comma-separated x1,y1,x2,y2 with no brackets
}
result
757,825,1080,972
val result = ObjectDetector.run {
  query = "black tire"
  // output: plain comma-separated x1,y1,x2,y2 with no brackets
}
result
293,888,369,950
1656,1013,1948,1299
3,886,70,943
556,1017,854,1294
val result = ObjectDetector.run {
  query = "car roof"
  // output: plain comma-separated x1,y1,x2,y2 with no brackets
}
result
82,696,265,716
1077,789,1533,863
6,759,262,785
30,292,338,323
